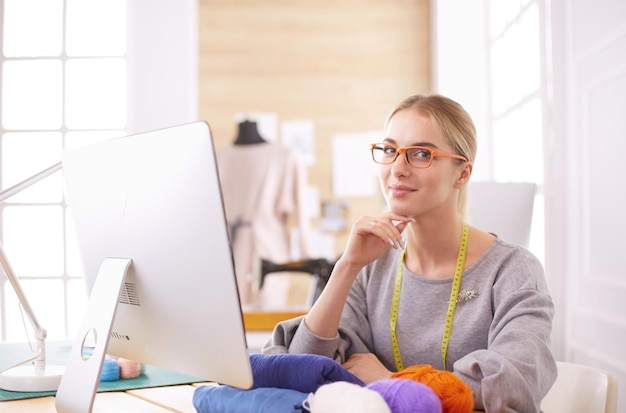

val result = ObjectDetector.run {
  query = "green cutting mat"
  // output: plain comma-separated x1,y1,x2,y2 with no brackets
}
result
0,341,204,401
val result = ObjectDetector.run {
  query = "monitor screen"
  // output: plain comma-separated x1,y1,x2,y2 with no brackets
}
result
57,122,252,410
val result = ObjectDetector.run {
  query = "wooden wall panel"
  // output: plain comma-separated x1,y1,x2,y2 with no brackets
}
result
198,0,430,256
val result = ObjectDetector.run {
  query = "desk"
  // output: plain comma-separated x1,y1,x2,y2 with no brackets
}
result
1,339,485,412
1,386,484,413
0,383,212,413
0,383,485,413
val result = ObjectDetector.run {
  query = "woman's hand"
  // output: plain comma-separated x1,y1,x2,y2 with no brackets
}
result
339,213,414,269
303,213,412,340
342,353,393,384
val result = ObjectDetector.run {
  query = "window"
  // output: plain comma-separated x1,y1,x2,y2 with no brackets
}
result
1,0,127,342
487,0,546,261
433,0,546,261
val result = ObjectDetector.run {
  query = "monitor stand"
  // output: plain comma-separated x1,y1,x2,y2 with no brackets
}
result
55,257,133,413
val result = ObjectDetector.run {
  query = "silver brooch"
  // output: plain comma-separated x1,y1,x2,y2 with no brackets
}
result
456,288,479,304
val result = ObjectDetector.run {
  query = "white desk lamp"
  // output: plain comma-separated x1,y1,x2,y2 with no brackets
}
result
0,162,66,392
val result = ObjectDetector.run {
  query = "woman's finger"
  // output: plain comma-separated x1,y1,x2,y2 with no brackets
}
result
364,215,412,249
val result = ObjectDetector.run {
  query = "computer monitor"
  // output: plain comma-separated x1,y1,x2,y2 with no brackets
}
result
55,122,253,412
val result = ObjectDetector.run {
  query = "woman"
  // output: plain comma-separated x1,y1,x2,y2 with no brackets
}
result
263,94,557,412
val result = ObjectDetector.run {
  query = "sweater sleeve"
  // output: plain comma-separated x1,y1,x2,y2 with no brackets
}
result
453,251,557,412
262,315,341,359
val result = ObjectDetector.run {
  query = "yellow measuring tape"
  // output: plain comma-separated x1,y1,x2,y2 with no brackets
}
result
389,222,468,371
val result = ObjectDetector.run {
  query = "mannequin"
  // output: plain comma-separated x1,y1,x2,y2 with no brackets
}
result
216,123,311,307
234,120,266,145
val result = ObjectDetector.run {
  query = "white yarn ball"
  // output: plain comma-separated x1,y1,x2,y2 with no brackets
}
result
306,381,391,413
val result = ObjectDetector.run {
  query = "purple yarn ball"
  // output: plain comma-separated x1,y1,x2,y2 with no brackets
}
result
367,378,442,413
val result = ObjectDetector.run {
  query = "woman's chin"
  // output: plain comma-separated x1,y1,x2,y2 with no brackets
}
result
387,205,416,217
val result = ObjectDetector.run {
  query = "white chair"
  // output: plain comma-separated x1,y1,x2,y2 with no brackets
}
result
466,182,537,248
541,361,618,413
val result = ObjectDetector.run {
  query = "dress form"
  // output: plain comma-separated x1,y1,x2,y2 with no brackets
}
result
234,120,266,145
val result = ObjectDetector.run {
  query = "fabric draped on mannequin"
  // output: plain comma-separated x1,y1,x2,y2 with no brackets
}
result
216,129,310,307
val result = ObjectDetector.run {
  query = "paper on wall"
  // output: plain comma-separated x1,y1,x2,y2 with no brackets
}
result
332,132,380,197
280,120,316,166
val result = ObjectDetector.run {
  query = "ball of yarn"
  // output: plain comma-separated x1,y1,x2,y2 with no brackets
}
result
391,365,473,413
117,357,143,379
100,357,120,381
367,379,442,413
307,381,391,413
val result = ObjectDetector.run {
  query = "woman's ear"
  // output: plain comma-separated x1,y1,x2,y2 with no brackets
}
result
454,162,473,188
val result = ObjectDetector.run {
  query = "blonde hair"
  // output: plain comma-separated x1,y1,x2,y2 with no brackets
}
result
386,94,477,215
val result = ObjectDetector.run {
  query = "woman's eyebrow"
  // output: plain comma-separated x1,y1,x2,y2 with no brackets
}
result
413,142,438,148
384,137,439,148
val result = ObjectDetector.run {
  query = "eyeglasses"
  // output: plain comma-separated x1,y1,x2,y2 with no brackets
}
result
370,142,468,168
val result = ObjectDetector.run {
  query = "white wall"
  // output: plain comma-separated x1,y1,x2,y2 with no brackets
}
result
126,0,198,134
546,0,626,409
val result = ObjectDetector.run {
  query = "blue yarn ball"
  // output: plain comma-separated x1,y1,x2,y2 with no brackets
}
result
100,358,120,381
367,378,442,413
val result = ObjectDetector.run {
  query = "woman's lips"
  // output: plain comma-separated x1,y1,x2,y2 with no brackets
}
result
389,184,415,197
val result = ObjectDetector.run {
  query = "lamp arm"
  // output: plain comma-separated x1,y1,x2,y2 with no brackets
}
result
0,162,62,333
0,162,62,203
0,242,44,336
0,162,62,372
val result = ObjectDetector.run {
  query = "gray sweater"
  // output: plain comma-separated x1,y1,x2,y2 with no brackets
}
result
263,239,557,412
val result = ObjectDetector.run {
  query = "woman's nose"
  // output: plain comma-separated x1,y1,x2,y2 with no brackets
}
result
391,150,411,174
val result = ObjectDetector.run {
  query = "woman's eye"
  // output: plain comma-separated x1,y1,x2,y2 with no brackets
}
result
382,146,397,156
409,148,431,159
